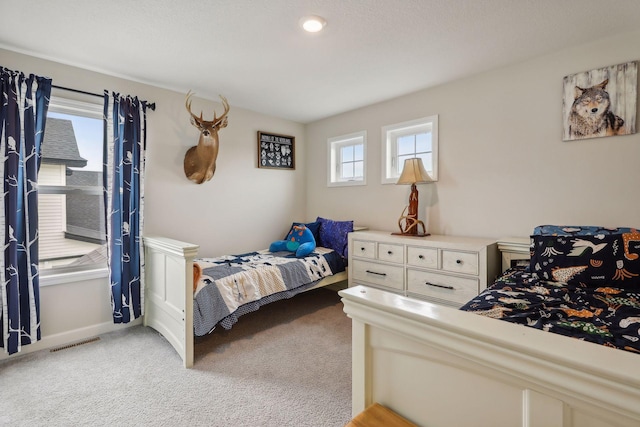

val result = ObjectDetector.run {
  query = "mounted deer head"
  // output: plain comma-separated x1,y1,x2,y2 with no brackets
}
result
183,91,230,184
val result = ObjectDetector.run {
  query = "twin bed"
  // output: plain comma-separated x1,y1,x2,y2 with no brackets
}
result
340,225,640,426
142,218,351,368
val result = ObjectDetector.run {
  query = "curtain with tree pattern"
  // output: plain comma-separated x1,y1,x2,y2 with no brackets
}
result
0,67,52,354
103,92,148,323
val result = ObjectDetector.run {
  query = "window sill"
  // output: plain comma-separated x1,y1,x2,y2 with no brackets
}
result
327,180,366,188
40,267,109,287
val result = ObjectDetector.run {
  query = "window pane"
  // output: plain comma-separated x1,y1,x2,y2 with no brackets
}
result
397,135,415,155
354,144,363,161
354,161,363,178
341,145,354,162
342,162,354,179
40,108,106,271
416,132,432,153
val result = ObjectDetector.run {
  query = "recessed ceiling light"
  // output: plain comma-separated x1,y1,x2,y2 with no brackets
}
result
300,15,327,33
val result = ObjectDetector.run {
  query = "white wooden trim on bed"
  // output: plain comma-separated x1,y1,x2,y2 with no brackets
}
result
340,286,640,426
339,237,640,427
143,236,199,368
142,236,348,368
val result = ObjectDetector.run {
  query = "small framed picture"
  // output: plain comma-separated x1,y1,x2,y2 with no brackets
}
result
257,131,295,169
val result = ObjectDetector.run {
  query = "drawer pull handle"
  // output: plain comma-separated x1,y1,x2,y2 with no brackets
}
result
456,259,463,264
418,255,424,259
360,247,366,251
425,282,455,290
387,251,393,255
366,270,387,277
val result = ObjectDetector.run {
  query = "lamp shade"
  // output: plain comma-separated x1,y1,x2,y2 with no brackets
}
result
396,158,433,185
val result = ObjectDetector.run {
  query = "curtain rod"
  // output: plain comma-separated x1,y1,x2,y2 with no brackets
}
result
52,84,156,111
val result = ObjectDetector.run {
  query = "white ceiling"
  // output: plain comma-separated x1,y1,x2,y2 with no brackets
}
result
2,0,640,123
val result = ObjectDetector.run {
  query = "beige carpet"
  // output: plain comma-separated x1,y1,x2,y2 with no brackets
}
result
0,288,352,426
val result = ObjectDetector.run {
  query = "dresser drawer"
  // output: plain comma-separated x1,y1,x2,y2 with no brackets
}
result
352,240,376,259
407,269,479,305
377,243,404,264
407,246,438,269
441,250,479,276
352,260,404,291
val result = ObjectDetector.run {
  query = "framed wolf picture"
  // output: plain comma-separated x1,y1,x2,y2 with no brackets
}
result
562,61,637,141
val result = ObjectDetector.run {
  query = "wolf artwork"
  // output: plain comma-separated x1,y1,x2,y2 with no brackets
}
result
568,79,624,139
563,61,637,141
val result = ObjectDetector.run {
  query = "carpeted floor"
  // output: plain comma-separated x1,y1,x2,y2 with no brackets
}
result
0,288,352,427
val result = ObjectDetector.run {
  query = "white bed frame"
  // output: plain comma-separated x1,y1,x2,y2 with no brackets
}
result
142,236,348,368
339,238,640,427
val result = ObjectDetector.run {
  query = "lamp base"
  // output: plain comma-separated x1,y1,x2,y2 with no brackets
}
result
391,232,431,237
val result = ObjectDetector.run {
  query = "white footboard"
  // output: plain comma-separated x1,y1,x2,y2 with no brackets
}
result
340,285,640,427
143,236,199,368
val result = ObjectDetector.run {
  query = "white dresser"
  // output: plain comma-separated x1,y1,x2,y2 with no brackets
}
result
348,230,500,307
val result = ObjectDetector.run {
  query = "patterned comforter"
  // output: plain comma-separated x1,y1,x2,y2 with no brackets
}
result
460,266,640,354
193,247,346,336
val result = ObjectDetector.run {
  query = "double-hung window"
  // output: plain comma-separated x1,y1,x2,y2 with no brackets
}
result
39,96,107,278
327,131,366,187
382,115,438,184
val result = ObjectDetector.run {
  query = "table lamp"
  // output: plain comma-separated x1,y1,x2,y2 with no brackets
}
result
393,158,433,237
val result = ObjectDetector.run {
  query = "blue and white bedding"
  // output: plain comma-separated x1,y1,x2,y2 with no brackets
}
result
193,247,346,336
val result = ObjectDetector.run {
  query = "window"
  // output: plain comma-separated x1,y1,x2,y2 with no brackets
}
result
39,96,106,276
327,131,366,187
382,115,438,184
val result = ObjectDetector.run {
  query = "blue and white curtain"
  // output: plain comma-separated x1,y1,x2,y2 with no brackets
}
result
0,67,52,354
103,92,148,323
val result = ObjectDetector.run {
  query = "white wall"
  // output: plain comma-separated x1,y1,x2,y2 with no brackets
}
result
0,48,305,358
306,29,640,239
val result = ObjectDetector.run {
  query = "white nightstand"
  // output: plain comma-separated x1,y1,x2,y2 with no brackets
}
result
348,230,500,307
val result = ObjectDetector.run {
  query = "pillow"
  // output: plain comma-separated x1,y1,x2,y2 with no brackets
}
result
316,217,353,258
530,225,640,287
532,225,635,236
286,221,320,243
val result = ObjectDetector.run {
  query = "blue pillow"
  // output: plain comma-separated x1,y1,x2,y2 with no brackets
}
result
530,225,640,287
316,217,353,258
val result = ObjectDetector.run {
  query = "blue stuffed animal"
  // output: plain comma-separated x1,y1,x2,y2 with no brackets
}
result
269,224,316,257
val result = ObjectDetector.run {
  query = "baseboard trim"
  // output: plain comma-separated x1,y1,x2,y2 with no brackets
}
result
0,318,142,362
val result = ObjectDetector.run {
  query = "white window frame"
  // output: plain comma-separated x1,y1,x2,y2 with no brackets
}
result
381,115,438,184
40,96,108,286
327,130,366,187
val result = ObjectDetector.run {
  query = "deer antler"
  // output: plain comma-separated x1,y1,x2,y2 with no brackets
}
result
185,91,201,122
185,92,229,128
213,95,230,128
